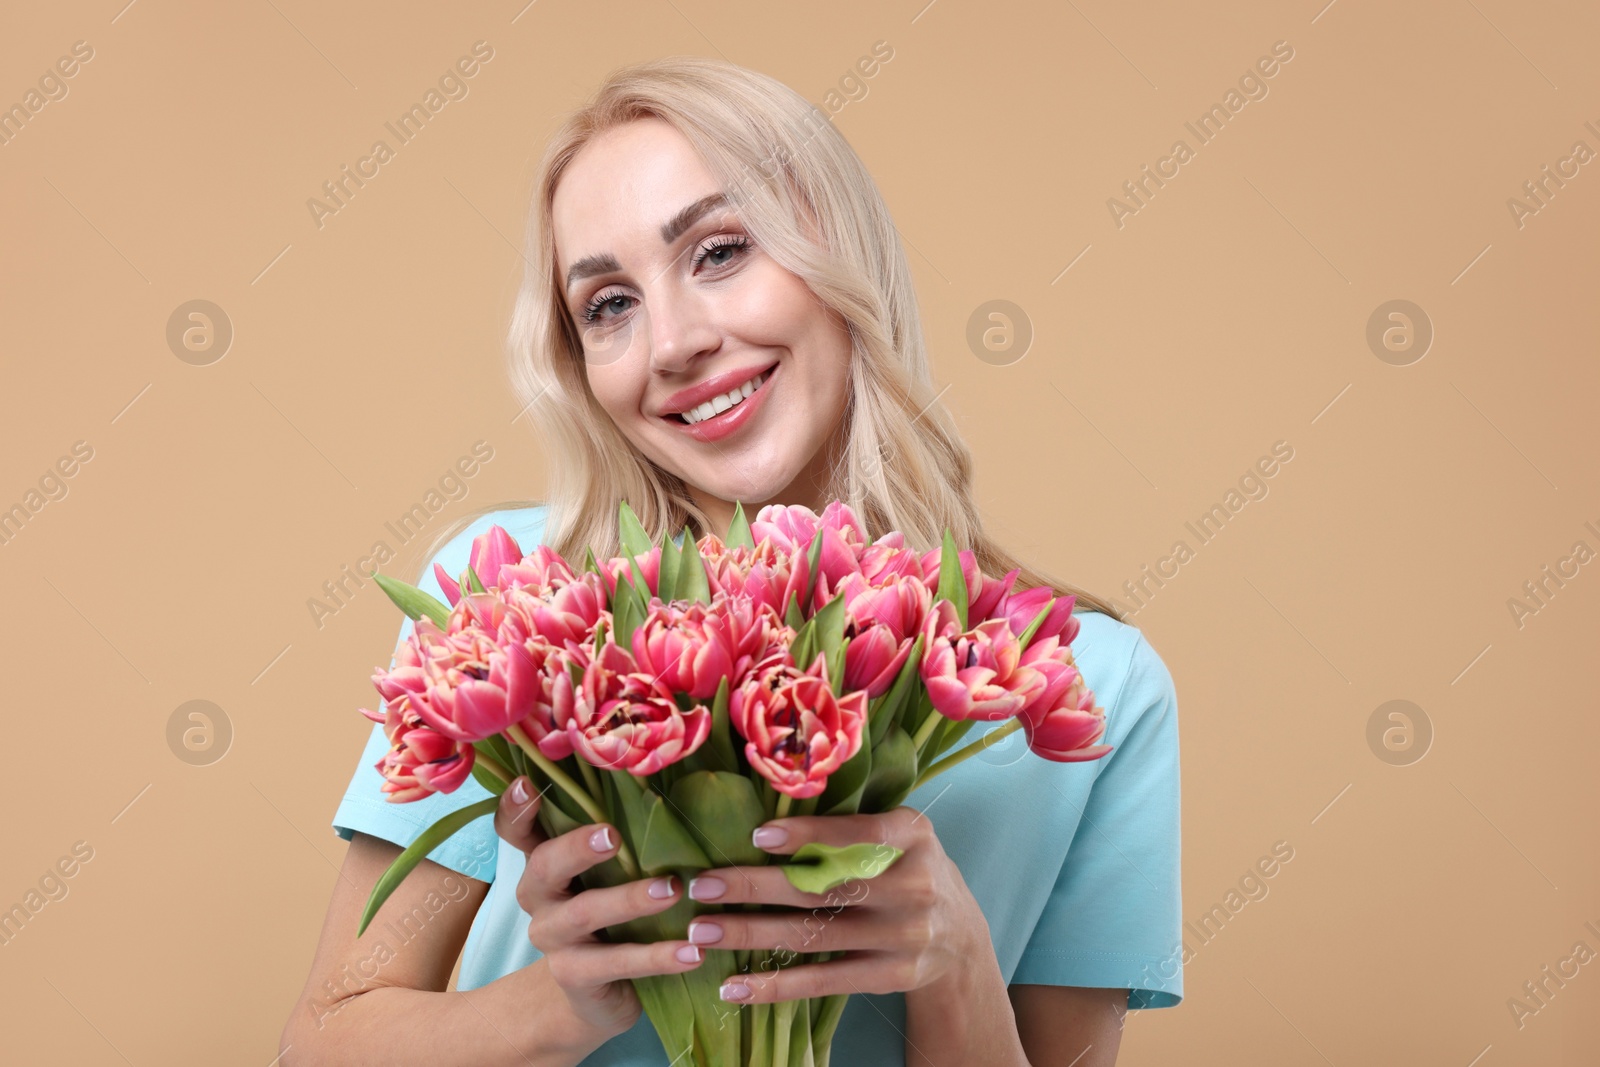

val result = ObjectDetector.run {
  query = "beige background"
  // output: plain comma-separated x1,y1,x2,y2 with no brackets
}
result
2,0,1597,1063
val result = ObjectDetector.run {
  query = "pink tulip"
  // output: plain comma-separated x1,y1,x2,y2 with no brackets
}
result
376,722,477,801
555,642,710,775
730,662,866,798
630,598,737,701
497,545,580,594
837,572,929,697
918,600,1048,721
434,525,525,608
993,584,1079,647
361,696,477,801
1017,658,1111,762
600,546,662,601
370,616,540,744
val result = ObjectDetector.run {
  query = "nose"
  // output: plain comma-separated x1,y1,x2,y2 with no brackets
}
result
645,283,720,376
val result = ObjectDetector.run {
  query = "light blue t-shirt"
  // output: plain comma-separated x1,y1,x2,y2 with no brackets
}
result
331,505,1183,1062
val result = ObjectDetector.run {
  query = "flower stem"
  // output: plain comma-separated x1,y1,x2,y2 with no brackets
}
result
911,718,1024,792
505,724,640,878
575,755,602,802
910,708,945,758
774,792,793,821
473,749,513,787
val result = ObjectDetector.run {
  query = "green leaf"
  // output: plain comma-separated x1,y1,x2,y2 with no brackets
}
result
470,760,506,794
779,840,904,895
465,564,487,594
816,733,871,816
657,524,682,603
707,676,739,773
727,500,756,550
371,572,450,629
677,529,711,606
358,795,499,935
669,770,768,866
935,526,968,630
635,788,713,874
814,593,847,663
784,589,805,632
627,550,655,604
619,499,653,558
798,529,826,620
1015,597,1055,653
869,633,924,747
859,723,917,813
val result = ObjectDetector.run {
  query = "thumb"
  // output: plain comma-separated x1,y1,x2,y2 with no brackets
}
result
493,775,546,857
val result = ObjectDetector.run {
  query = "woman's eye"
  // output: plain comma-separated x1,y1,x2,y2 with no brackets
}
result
581,292,632,324
692,235,750,271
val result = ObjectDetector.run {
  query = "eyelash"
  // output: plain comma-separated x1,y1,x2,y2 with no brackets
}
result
579,234,751,324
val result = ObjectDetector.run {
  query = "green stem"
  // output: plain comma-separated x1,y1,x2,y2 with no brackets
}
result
505,723,640,878
910,708,945,758
911,718,1025,792
473,749,513,787
575,755,602,802
774,792,793,820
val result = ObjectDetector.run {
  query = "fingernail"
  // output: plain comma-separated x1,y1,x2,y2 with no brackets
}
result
648,876,676,900
720,981,751,1001
752,826,788,849
589,826,614,853
688,920,723,945
688,875,725,901
510,778,529,804
676,944,702,964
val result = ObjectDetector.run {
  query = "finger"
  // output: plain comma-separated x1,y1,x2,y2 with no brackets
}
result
546,938,707,992
750,805,928,857
684,909,890,956
720,951,913,1004
537,873,685,946
688,857,889,908
687,866,875,910
519,820,624,911
493,776,547,857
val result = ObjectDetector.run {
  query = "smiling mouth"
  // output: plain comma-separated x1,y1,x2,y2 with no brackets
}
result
669,367,775,425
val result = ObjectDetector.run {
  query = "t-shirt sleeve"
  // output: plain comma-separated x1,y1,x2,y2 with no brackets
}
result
328,521,509,884
1010,630,1184,1010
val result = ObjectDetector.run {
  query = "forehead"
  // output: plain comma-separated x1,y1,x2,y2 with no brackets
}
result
552,119,721,267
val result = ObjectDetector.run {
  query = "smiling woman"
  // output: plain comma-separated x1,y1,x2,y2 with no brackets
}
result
283,55,1183,1067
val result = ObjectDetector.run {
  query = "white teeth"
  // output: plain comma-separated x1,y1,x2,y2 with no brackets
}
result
680,369,770,425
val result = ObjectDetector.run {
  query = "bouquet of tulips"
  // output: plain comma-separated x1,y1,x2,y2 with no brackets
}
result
355,499,1110,1066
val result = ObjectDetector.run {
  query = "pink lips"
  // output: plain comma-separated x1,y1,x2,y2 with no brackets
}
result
668,362,778,444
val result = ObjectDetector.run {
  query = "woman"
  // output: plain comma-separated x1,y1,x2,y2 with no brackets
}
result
282,56,1183,1066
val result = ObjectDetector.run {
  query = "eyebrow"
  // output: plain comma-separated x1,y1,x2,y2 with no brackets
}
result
563,192,730,293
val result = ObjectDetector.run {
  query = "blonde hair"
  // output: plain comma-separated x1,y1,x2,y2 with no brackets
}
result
410,55,1123,620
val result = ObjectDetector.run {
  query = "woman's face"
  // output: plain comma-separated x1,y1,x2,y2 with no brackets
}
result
551,117,852,523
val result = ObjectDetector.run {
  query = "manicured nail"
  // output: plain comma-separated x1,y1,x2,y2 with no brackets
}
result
589,826,614,852
648,876,676,900
720,981,751,1001
688,921,723,945
676,944,702,964
510,778,529,804
752,826,788,849
688,875,726,901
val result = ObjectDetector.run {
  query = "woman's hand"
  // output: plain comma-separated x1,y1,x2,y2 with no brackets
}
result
682,805,989,1004
492,776,707,1045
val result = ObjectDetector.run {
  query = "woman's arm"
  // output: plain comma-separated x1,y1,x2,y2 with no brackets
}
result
1008,985,1127,1066
278,831,611,1066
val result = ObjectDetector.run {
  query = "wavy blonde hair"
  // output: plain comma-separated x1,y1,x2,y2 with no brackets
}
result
410,55,1122,620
